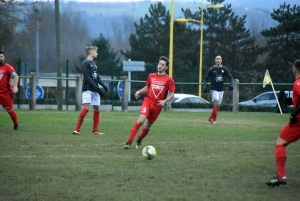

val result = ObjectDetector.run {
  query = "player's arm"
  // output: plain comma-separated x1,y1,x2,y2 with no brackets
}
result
202,68,211,93
97,75,108,92
11,72,19,93
157,91,174,107
225,67,234,91
290,85,300,123
135,86,149,99
165,91,174,102
290,103,300,124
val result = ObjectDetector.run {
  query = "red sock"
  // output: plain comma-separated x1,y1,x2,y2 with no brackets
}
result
210,106,219,121
93,111,100,131
127,122,141,143
9,110,18,125
274,145,287,178
138,128,150,140
213,106,219,121
75,108,89,130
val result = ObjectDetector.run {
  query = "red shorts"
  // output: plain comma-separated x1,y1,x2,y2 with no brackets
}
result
140,98,163,124
0,93,14,110
279,121,300,143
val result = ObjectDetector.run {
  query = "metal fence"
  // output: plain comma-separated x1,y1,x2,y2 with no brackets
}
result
13,73,293,112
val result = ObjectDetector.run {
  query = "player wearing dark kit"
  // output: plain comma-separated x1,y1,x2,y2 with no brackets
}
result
266,60,300,187
203,55,233,125
73,46,108,135
0,51,19,130
123,56,175,149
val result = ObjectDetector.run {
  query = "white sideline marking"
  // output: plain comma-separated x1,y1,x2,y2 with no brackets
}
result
1,155,300,159
17,141,275,148
0,155,108,158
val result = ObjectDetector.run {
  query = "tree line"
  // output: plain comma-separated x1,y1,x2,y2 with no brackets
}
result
1,0,299,102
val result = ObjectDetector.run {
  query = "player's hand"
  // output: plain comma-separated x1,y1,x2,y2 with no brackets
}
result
135,91,140,99
96,88,104,97
229,85,233,91
103,85,108,92
203,88,208,93
290,112,297,124
12,86,18,93
157,100,166,107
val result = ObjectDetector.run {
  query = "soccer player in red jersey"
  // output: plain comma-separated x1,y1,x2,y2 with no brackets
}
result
266,60,300,187
0,51,20,130
123,56,175,149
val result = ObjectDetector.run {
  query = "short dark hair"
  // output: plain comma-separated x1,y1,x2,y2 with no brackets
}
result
159,56,169,67
294,60,300,72
0,51,4,55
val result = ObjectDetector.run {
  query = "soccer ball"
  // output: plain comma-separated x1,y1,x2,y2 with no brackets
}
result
142,145,157,160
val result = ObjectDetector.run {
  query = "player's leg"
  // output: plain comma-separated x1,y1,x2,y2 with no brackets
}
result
136,119,152,149
208,91,220,125
73,91,91,135
213,91,223,121
266,136,288,186
136,103,161,149
1,94,19,130
124,102,149,149
91,92,103,135
266,122,300,186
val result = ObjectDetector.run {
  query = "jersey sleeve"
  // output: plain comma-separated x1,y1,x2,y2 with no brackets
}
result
145,74,151,87
168,78,175,92
293,81,300,108
7,65,16,76
224,67,233,85
203,67,212,88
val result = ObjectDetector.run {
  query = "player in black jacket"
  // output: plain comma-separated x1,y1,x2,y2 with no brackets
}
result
73,46,108,135
202,55,233,125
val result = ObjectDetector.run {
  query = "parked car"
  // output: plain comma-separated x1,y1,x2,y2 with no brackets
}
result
238,91,292,106
172,93,210,104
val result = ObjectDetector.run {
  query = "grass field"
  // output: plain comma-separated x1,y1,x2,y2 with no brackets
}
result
1,110,299,201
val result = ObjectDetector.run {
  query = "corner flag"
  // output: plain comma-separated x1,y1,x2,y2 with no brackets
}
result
263,70,271,88
262,69,282,114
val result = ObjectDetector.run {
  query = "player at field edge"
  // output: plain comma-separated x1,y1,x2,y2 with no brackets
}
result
72,46,108,135
202,55,233,125
0,51,20,130
266,60,300,187
123,56,175,149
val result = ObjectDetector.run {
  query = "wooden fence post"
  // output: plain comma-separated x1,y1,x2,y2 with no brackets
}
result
29,72,36,110
232,79,239,112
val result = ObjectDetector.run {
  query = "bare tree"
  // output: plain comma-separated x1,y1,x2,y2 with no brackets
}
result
106,15,138,61
9,2,91,73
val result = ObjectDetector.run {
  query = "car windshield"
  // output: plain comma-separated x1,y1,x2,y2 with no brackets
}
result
172,97,179,102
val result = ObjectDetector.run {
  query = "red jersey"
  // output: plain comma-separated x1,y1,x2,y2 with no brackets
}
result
145,73,175,102
293,78,300,111
0,62,16,94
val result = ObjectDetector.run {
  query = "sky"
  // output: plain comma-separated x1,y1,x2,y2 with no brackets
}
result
20,0,210,2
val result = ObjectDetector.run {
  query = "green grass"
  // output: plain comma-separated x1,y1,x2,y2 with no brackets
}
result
0,110,299,201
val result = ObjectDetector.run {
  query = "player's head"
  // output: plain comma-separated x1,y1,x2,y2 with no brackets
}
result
86,46,98,59
0,51,5,64
215,55,222,66
158,56,169,74
159,56,169,67
293,60,300,75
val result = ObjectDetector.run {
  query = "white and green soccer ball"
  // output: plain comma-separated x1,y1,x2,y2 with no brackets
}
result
142,145,157,160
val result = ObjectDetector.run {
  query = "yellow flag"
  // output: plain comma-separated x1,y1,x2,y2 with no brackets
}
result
263,70,271,88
